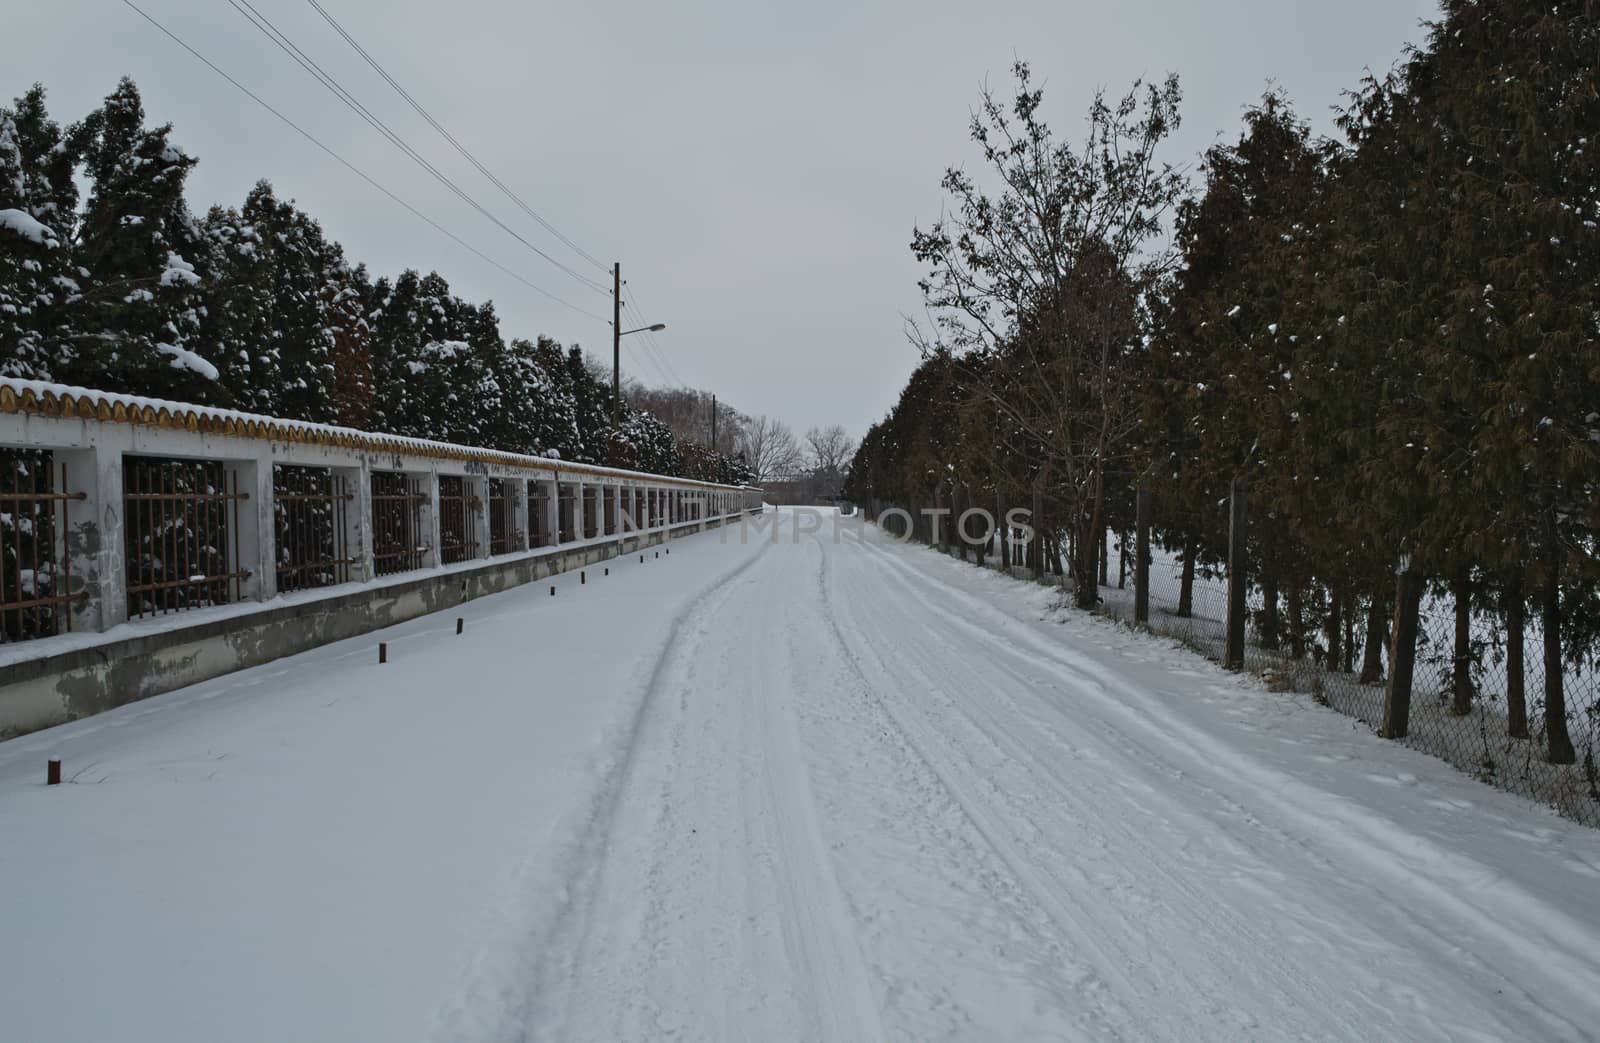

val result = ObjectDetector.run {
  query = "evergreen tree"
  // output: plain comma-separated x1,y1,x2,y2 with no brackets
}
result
67,78,216,400
0,86,79,381
200,197,274,411
327,261,372,429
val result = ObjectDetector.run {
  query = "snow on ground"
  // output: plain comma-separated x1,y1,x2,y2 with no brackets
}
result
3,509,1600,1042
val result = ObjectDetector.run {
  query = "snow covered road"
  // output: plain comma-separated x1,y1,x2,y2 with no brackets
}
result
4,509,1600,1041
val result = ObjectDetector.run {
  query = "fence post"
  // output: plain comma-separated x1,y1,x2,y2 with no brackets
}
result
471,476,492,559
231,458,272,602
1134,485,1152,627
424,470,442,567
1382,562,1423,738
62,439,127,632
1224,478,1247,670
347,461,374,582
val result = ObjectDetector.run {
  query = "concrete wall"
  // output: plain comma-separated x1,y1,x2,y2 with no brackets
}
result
0,380,762,738
0,517,733,739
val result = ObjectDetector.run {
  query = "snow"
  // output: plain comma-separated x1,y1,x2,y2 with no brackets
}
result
159,251,201,288
0,376,752,494
0,207,56,245
156,342,220,381
2,510,1598,1042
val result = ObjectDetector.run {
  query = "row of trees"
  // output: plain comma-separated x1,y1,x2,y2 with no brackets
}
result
846,0,1599,766
0,78,751,483
621,382,856,490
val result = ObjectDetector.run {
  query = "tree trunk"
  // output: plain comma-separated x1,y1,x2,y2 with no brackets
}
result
1134,489,1152,626
1073,489,1101,609
997,493,1010,573
1178,539,1196,618
1451,566,1474,716
1031,488,1044,581
1287,584,1305,660
1326,586,1343,672
1260,576,1280,650
1118,531,1128,589
1542,566,1576,764
953,487,967,561
1382,566,1425,739
1360,595,1387,684
1099,521,1109,587
1224,479,1247,671
1343,607,1356,674
1506,578,1528,740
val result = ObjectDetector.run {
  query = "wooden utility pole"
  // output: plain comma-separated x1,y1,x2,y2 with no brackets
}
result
611,261,622,426
711,394,717,455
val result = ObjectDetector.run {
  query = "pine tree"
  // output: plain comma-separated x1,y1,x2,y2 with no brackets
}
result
327,261,372,429
68,78,216,400
200,197,274,411
0,87,78,382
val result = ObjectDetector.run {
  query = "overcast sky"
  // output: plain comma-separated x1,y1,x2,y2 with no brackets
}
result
12,0,1436,440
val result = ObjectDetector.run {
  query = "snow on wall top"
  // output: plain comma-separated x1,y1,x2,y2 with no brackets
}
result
0,378,756,492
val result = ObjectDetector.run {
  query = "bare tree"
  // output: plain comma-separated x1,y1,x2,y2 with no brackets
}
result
805,425,856,475
911,61,1186,607
739,415,803,481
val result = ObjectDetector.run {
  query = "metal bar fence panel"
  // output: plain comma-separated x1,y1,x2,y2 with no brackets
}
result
583,486,599,540
558,484,576,544
1,450,86,642
370,471,427,577
488,478,521,556
273,465,354,593
527,481,550,547
438,476,481,565
123,457,249,619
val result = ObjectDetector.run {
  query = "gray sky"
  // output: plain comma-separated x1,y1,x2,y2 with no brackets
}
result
12,0,1436,441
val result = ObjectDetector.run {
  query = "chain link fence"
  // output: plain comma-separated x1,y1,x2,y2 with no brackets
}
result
1098,546,1600,827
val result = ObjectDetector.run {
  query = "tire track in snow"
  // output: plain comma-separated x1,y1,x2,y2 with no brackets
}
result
831,541,1387,1037
849,532,1600,1040
790,534,1143,1039
518,519,888,1042
809,533,1153,1036
754,540,888,1043
433,535,775,1043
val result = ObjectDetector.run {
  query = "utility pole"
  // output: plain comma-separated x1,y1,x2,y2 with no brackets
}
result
611,262,622,426
710,394,717,455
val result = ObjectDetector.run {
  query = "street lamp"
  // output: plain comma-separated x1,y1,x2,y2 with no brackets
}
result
612,261,667,424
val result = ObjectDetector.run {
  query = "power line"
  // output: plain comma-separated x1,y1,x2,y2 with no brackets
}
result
624,291,686,387
622,299,676,386
119,0,608,322
625,338,671,386
304,0,611,277
224,0,609,297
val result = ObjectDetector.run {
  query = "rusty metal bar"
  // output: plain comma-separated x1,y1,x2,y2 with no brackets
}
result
1,451,83,643
123,456,249,619
370,471,427,576
488,478,521,555
438,475,480,564
274,465,353,593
